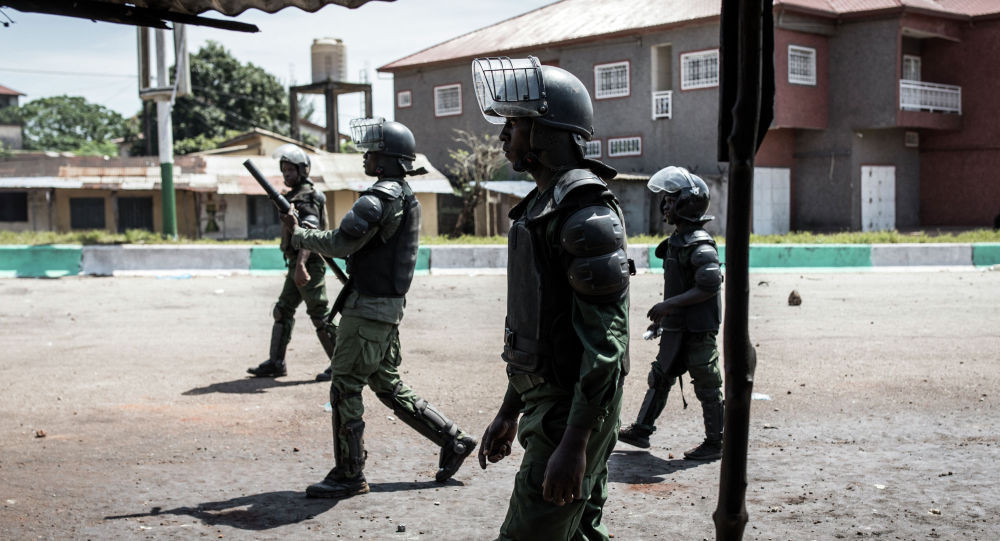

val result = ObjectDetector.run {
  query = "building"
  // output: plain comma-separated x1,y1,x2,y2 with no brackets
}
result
379,0,1000,234
0,84,25,151
0,129,451,237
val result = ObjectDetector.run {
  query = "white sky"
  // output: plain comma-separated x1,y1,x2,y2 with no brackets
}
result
0,0,554,132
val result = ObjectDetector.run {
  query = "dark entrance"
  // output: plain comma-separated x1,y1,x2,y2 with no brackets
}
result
70,197,106,230
247,195,281,239
117,196,154,232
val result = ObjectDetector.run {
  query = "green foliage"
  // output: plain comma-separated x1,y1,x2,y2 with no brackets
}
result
0,228,278,245
169,41,289,147
420,235,508,245
0,140,11,158
0,95,134,153
173,129,241,155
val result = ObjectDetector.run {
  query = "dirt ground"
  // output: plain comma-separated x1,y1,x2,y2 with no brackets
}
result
0,269,998,540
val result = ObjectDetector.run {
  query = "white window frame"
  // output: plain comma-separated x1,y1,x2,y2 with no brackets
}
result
651,90,672,119
593,61,630,99
584,140,602,159
607,136,642,158
903,54,921,81
680,49,719,90
396,90,412,109
788,45,817,86
433,83,462,117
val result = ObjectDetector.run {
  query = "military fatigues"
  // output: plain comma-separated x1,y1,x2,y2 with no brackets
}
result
630,224,723,448
270,181,335,367
292,178,474,487
498,168,630,541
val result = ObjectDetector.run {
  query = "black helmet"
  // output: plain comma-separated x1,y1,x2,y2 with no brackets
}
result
471,56,594,140
272,143,311,179
349,117,417,161
647,166,713,224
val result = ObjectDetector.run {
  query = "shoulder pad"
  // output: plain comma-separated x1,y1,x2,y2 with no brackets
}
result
683,229,715,247
368,180,403,200
690,243,720,267
553,169,607,205
313,189,326,206
654,238,670,259
339,194,383,238
560,205,625,257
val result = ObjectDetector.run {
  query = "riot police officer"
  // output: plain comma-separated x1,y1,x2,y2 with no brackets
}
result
247,144,336,380
282,118,477,499
618,166,725,461
473,56,631,540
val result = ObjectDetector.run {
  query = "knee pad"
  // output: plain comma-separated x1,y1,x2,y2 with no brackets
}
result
647,368,675,392
694,386,723,404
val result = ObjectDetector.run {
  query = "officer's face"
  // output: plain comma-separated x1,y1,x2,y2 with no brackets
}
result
661,194,678,224
280,161,300,188
363,151,378,176
499,117,532,171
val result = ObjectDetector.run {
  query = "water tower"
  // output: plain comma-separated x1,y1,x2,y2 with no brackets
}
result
311,38,347,83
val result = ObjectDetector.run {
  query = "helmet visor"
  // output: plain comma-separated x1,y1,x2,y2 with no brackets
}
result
272,143,309,166
647,166,697,195
349,117,386,152
472,56,546,125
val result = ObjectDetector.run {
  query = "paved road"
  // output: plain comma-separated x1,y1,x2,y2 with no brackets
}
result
0,270,997,540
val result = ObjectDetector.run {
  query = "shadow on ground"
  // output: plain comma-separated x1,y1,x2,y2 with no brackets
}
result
608,450,706,484
183,377,319,395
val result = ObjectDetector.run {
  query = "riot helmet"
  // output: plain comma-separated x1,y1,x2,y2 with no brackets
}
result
647,166,713,224
472,56,594,140
350,117,417,161
273,143,311,179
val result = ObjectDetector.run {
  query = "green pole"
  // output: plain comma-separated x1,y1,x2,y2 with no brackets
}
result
154,28,178,240
160,161,177,238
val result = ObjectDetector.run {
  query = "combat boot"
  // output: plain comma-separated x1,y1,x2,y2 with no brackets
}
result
436,434,477,482
247,358,286,377
684,387,723,461
306,468,369,499
683,439,722,461
315,367,332,381
618,423,653,449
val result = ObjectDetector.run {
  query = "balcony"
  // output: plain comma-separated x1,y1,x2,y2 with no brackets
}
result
900,80,961,114
651,90,672,120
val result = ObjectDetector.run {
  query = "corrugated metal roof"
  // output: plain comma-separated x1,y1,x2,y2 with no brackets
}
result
379,0,1000,71
115,0,389,16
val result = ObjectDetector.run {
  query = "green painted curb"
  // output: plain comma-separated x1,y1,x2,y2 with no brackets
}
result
415,246,430,274
750,244,871,268
972,243,1000,266
247,245,432,274
0,245,82,277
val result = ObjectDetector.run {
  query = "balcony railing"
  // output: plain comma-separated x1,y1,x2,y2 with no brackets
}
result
652,90,672,119
900,80,961,114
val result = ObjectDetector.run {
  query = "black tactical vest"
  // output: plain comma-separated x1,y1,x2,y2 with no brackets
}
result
347,180,421,297
657,228,721,332
503,171,625,389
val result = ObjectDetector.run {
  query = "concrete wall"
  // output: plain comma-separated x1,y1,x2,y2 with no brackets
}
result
853,128,921,228
773,28,829,130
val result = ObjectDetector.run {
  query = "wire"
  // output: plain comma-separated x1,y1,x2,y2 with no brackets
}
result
0,67,137,78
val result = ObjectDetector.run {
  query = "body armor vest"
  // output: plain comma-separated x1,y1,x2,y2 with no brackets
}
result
658,228,721,332
503,170,625,389
347,180,421,297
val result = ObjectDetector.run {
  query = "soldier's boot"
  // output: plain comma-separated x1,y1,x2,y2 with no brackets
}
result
376,383,477,482
312,317,337,382
248,312,292,377
684,387,724,461
618,372,675,448
307,387,369,498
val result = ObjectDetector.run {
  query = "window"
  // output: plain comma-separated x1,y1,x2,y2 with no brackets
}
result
0,192,28,222
584,140,602,159
652,90,672,119
680,49,719,90
607,136,642,158
903,55,921,81
70,197,105,230
788,45,816,85
434,83,462,117
594,61,630,99
396,90,412,109
117,197,153,232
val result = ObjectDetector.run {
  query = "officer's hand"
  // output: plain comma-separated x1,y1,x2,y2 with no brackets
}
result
294,265,310,287
542,426,588,506
478,412,517,469
647,301,673,321
280,210,299,230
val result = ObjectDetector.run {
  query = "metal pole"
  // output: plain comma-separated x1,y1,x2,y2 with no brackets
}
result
155,28,177,239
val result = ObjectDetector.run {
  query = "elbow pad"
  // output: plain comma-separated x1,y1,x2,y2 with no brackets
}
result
300,213,321,229
339,194,383,238
560,205,630,302
691,243,723,291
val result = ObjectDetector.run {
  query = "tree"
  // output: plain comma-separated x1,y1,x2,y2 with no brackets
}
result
445,129,506,238
169,41,289,153
0,95,134,155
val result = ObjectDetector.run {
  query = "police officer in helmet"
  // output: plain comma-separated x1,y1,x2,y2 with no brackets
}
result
281,117,477,499
247,144,336,380
473,56,631,540
618,166,725,461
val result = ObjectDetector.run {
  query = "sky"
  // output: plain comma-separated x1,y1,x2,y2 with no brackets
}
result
0,0,555,133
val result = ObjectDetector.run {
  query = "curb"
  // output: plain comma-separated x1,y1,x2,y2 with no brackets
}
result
1,243,998,278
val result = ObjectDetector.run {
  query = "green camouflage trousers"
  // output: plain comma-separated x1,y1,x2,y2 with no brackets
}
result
498,382,624,541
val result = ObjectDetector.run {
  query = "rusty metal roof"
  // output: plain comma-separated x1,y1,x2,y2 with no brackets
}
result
379,0,1000,72
0,84,25,96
